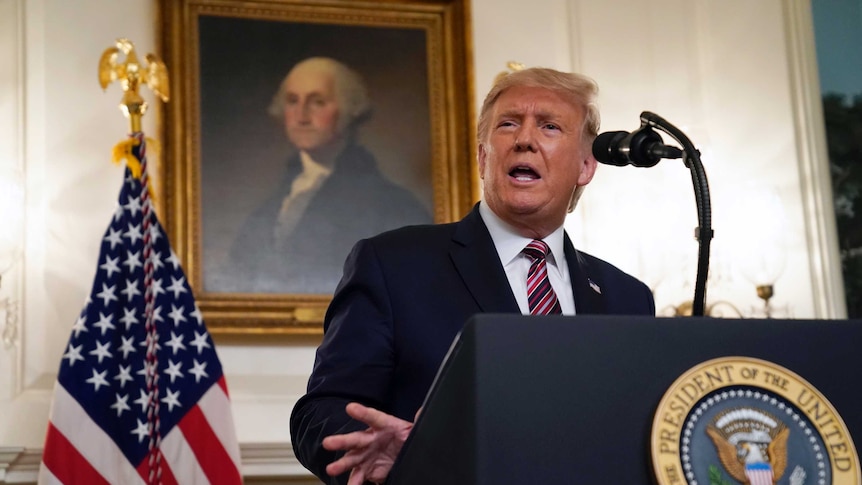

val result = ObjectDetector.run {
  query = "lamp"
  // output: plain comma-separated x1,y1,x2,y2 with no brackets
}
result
0,167,24,347
728,184,788,318
739,245,786,316
653,179,789,319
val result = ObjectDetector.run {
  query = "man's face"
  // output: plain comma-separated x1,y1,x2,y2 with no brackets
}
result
282,66,343,154
478,85,597,237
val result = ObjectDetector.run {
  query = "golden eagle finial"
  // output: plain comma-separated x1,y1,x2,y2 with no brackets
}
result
98,38,169,132
493,61,526,86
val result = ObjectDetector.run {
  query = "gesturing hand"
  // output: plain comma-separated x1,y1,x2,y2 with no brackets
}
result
322,402,414,485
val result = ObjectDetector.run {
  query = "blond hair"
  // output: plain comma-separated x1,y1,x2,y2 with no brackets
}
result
477,67,600,145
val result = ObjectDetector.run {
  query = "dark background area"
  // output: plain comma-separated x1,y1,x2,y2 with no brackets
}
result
812,0,862,317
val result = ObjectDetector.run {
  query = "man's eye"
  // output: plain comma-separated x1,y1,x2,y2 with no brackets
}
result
544,123,560,130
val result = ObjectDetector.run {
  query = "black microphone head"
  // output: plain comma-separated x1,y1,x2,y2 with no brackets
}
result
592,131,630,166
627,128,663,167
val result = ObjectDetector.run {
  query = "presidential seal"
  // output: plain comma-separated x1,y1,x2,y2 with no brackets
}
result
651,357,860,485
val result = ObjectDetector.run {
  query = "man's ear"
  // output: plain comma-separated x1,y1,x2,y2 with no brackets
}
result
577,153,598,186
477,143,487,179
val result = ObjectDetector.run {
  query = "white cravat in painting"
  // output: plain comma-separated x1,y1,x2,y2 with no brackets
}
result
273,151,333,246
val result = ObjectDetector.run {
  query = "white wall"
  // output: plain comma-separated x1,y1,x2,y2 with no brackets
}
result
473,0,841,319
0,0,842,480
574,0,822,319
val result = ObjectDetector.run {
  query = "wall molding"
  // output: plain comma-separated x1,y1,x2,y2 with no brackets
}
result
0,443,316,484
0,0,25,407
782,0,847,318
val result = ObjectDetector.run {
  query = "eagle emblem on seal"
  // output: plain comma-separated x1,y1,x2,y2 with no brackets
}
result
706,407,790,485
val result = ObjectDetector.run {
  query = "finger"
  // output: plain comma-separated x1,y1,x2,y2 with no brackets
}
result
345,402,401,429
322,428,376,451
326,449,367,477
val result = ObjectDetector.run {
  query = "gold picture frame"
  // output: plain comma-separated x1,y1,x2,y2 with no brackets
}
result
159,0,477,335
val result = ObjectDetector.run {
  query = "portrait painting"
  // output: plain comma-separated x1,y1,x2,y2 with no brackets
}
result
198,17,435,295
160,0,476,334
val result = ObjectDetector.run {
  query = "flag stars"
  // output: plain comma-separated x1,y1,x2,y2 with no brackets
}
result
166,250,181,271
93,312,116,335
104,227,123,250
132,418,149,443
121,279,142,299
151,249,164,271
112,204,124,222
100,255,121,278
63,343,85,367
151,305,164,323
110,393,131,417
164,359,184,383
118,336,136,359
189,359,209,383
133,389,150,413
89,340,113,364
124,222,143,245
161,388,181,412
123,250,143,272
86,369,110,392
96,283,119,307
120,307,139,330
114,364,134,388
165,331,186,355
71,315,88,338
151,278,165,298
123,195,142,217
190,304,203,326
191,331,211,354
149,224,162,244
166,276,188,299
168,304,187,327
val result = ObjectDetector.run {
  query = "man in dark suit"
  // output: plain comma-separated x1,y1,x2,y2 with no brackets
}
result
290,67,655,484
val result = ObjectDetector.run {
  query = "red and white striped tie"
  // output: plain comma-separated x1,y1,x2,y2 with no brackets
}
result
523,239,562,315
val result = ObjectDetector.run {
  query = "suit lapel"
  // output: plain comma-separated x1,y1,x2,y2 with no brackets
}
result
449,205,520,313
564,235,606,314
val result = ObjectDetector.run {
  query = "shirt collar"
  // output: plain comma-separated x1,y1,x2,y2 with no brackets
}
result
478,202,567,270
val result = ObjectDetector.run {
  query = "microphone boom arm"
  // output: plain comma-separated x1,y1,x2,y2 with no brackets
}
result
639,111,713,317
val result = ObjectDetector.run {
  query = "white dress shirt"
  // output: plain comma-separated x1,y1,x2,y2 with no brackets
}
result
478,202,576,315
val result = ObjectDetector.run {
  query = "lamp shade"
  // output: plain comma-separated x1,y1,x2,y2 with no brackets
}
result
727,184,788,287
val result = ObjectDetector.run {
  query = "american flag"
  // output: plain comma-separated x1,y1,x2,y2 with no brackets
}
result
39,135,242,484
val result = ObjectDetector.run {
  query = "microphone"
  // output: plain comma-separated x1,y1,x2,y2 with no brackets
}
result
592,127,683,167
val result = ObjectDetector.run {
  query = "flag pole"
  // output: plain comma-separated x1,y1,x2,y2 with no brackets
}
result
39,38,241,485
98,38,170,485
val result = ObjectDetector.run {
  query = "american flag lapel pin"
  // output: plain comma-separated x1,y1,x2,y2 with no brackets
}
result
588,278,602,294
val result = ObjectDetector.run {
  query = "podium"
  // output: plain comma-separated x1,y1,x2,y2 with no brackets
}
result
387,314,862,484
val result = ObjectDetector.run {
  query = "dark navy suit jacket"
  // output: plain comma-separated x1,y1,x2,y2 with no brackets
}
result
290,204,655,484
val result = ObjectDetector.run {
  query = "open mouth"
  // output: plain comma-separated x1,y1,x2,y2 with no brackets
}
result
509,166,540,181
